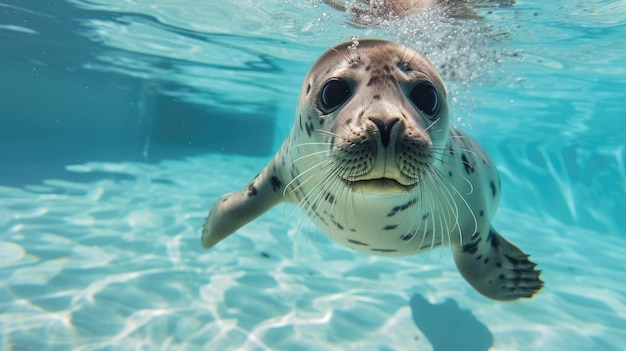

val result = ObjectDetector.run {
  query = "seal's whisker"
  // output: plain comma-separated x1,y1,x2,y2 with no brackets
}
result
336,166,359,226
426,127,447,135
288,162,346,245
334,165,362,226
426,169,459,229
303,167,342,219
331,171,353,231
428,165,478,246
431,145,480,158
424,178,447,258
298,160,345,213
424,152,456,171
284,156,333,197
423,117,441,132
428,155,476,196
419,178,440,262
290,161,334,202
289,149,330,168
292,142,333,148
284,175,335,242
302,163,356,236
292,206,313,247
429,166,461,221
414,178,433,252
316,129,344,138
287,164,333,246
397,190,420,246
419,165,461,262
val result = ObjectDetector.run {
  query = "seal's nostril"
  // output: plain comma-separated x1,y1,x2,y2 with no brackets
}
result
369,117,399,147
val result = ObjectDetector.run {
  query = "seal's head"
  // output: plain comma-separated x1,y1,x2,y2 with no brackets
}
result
298,39,449,195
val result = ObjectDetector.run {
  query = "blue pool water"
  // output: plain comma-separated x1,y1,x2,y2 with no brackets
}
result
1,0,625,350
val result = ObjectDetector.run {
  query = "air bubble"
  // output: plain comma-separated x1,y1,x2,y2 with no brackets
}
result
347,36,360,62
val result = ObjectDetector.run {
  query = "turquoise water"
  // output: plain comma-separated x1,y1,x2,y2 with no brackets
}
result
1,0,625,350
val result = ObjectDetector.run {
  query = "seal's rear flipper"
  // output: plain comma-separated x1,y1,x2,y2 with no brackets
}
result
201,161,286,249
452,227,543,301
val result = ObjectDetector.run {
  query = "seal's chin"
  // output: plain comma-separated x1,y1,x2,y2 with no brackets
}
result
345,178,414,195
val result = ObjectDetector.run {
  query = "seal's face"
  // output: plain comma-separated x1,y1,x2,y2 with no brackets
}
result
298,40,449,195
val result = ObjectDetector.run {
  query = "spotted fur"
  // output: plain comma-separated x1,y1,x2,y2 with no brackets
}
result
201,40,543,301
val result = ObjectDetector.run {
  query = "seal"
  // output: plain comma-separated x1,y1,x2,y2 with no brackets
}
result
201,39,543,301
322,0,515,25
323,0,439,24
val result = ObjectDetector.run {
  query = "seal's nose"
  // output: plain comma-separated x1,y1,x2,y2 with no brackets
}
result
369,117,399,148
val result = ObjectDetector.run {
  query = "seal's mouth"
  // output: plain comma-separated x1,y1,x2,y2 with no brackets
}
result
344,177,415,195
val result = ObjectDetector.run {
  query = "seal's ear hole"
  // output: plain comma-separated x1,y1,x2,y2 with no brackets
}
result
306,83,312,95
409,83,439,116
320,78,351,112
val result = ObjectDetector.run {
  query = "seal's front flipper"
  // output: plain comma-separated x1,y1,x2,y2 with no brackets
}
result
452,227,543,301
201,161,286,249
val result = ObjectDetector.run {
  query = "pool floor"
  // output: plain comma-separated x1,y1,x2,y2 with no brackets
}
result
1,154,624,350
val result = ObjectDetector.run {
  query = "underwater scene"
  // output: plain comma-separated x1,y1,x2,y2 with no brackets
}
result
1,0,625,350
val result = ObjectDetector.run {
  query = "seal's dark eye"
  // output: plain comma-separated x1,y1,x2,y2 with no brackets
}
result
409,83,439,116
320,78,351,111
